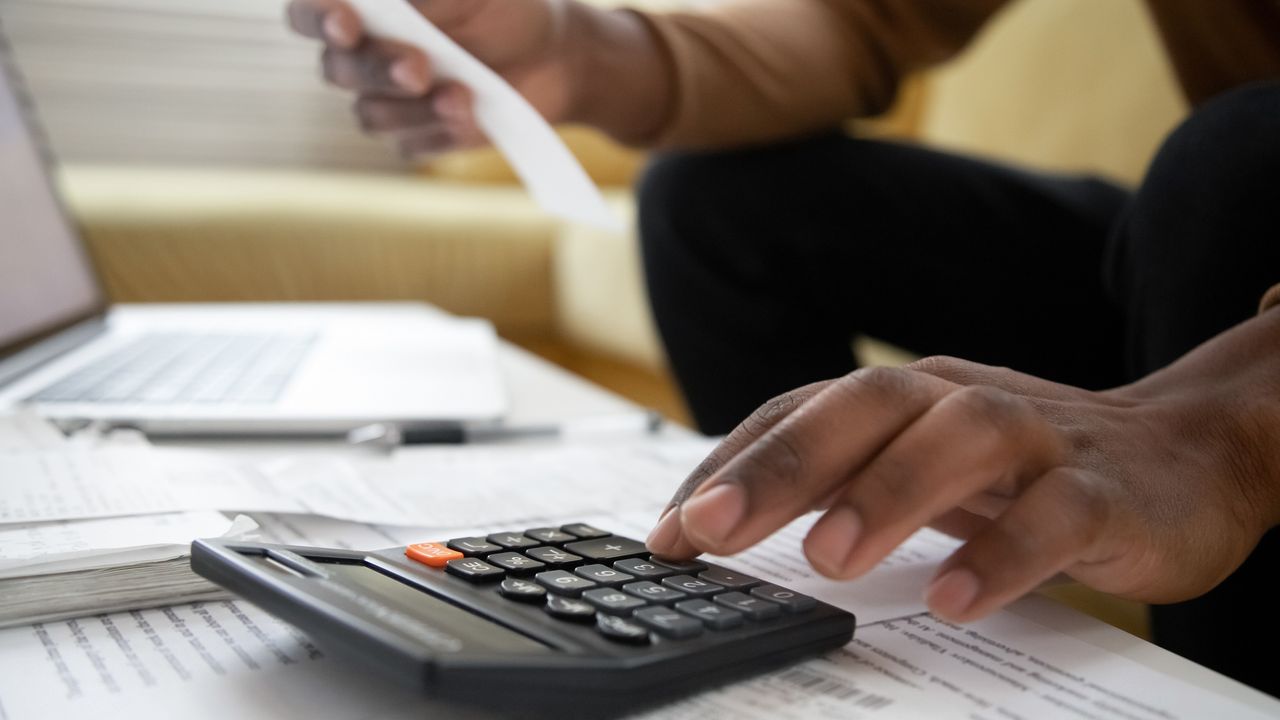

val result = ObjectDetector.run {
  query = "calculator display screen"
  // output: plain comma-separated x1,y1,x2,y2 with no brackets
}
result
317,561,551,654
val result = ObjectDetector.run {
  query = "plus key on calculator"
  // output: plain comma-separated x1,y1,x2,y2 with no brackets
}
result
191,521,855,714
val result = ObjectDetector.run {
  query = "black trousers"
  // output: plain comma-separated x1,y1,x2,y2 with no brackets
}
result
638,82,1280,695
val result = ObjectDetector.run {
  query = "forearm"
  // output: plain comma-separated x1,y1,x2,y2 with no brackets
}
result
559,4,674,145
570,0,1005,150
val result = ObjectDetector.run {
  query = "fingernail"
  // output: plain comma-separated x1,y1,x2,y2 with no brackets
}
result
323,13,356,46
391,59,426,93
926,568,981,620
645,506,680,552
804,505,862,576
680,483,747,546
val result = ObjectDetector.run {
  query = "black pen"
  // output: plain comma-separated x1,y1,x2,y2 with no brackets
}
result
346,410,664,448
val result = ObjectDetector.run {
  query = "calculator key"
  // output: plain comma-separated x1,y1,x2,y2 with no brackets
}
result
404,542,462,568
583,588,648,616
661,575,722,597
545,595,596,622
596,614,651,645
574,564,634,586
565,537,649,561
713,592,782,621
487,552,546,574
535,570,597,597
524,527,576,544
560,523,611,539
675,599,745,630
634,607,703,639
487,532,539,549
499,578,547,603
750,584,817,613
698,566,760,590
525,546,583,566
446,537,502,556
446,557,505,582
650,556,708,574
622,581,687,605
612,558,674,579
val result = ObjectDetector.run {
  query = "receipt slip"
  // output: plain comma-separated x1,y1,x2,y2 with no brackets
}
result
344,0,621,230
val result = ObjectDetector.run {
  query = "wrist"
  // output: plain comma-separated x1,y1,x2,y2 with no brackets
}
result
557,1,673,144
1124,310,1280,531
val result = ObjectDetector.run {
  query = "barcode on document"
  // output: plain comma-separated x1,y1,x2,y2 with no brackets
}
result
777,668,894,710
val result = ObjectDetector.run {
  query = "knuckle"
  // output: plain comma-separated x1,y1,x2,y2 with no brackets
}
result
908,354,968,378
742,383,821,434
945,385,1033,440
842,366,913,402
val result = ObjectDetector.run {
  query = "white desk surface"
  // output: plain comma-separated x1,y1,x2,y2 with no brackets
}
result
26,336,1280,717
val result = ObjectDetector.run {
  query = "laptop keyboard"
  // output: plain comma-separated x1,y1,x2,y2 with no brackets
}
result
28,332,318,405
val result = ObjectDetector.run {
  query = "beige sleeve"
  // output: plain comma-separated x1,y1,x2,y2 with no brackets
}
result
1260,284,1280,314
638,0,1007,149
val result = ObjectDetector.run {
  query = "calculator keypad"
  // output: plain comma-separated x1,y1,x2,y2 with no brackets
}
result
406,524,818,646
560,523,611,539
487,552,546,574
564,537,649,561
635,607,703,639
487,532,540,549
583,588,648,615
595,614,651,645
447,537,502,556
650,557,708,574
675,599,745,630
524,527,576,544
545,595,596,621
611,558,673,579
446,557,505,581
535,570,597,597
574,564,634,586
713,592,782,621
660,575,721,597
525,546,582,566
499,577,548,602
623,581,687,605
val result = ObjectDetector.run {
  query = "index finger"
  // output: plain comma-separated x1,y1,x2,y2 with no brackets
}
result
674,367,956,557
287,0,362,48
647,380,834,558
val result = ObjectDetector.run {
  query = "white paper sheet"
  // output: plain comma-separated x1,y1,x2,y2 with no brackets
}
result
0,448,300,523
0,439,719,526
844,607,1280,720
0,512,254,578
342,0,619,230
259,439,718,526
1,509,1273,720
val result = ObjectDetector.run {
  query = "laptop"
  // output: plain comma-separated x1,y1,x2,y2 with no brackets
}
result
0,28,506,435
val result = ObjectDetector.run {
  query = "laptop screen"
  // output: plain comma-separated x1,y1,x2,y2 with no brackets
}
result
0,33,103,355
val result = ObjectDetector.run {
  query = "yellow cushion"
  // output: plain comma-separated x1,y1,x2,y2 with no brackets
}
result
59,165,561,339
920,0,1186,185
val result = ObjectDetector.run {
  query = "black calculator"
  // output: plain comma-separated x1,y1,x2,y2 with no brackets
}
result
191,522,854,715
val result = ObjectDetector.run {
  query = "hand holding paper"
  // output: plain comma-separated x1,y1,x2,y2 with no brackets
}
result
315,0,620,230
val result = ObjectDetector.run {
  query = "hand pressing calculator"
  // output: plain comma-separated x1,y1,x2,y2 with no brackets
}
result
191,523,854,715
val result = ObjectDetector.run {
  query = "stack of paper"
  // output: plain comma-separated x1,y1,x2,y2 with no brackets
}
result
0,511,258,628
0,414,261,627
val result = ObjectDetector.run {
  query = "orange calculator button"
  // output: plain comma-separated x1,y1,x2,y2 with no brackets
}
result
405,542,463,568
